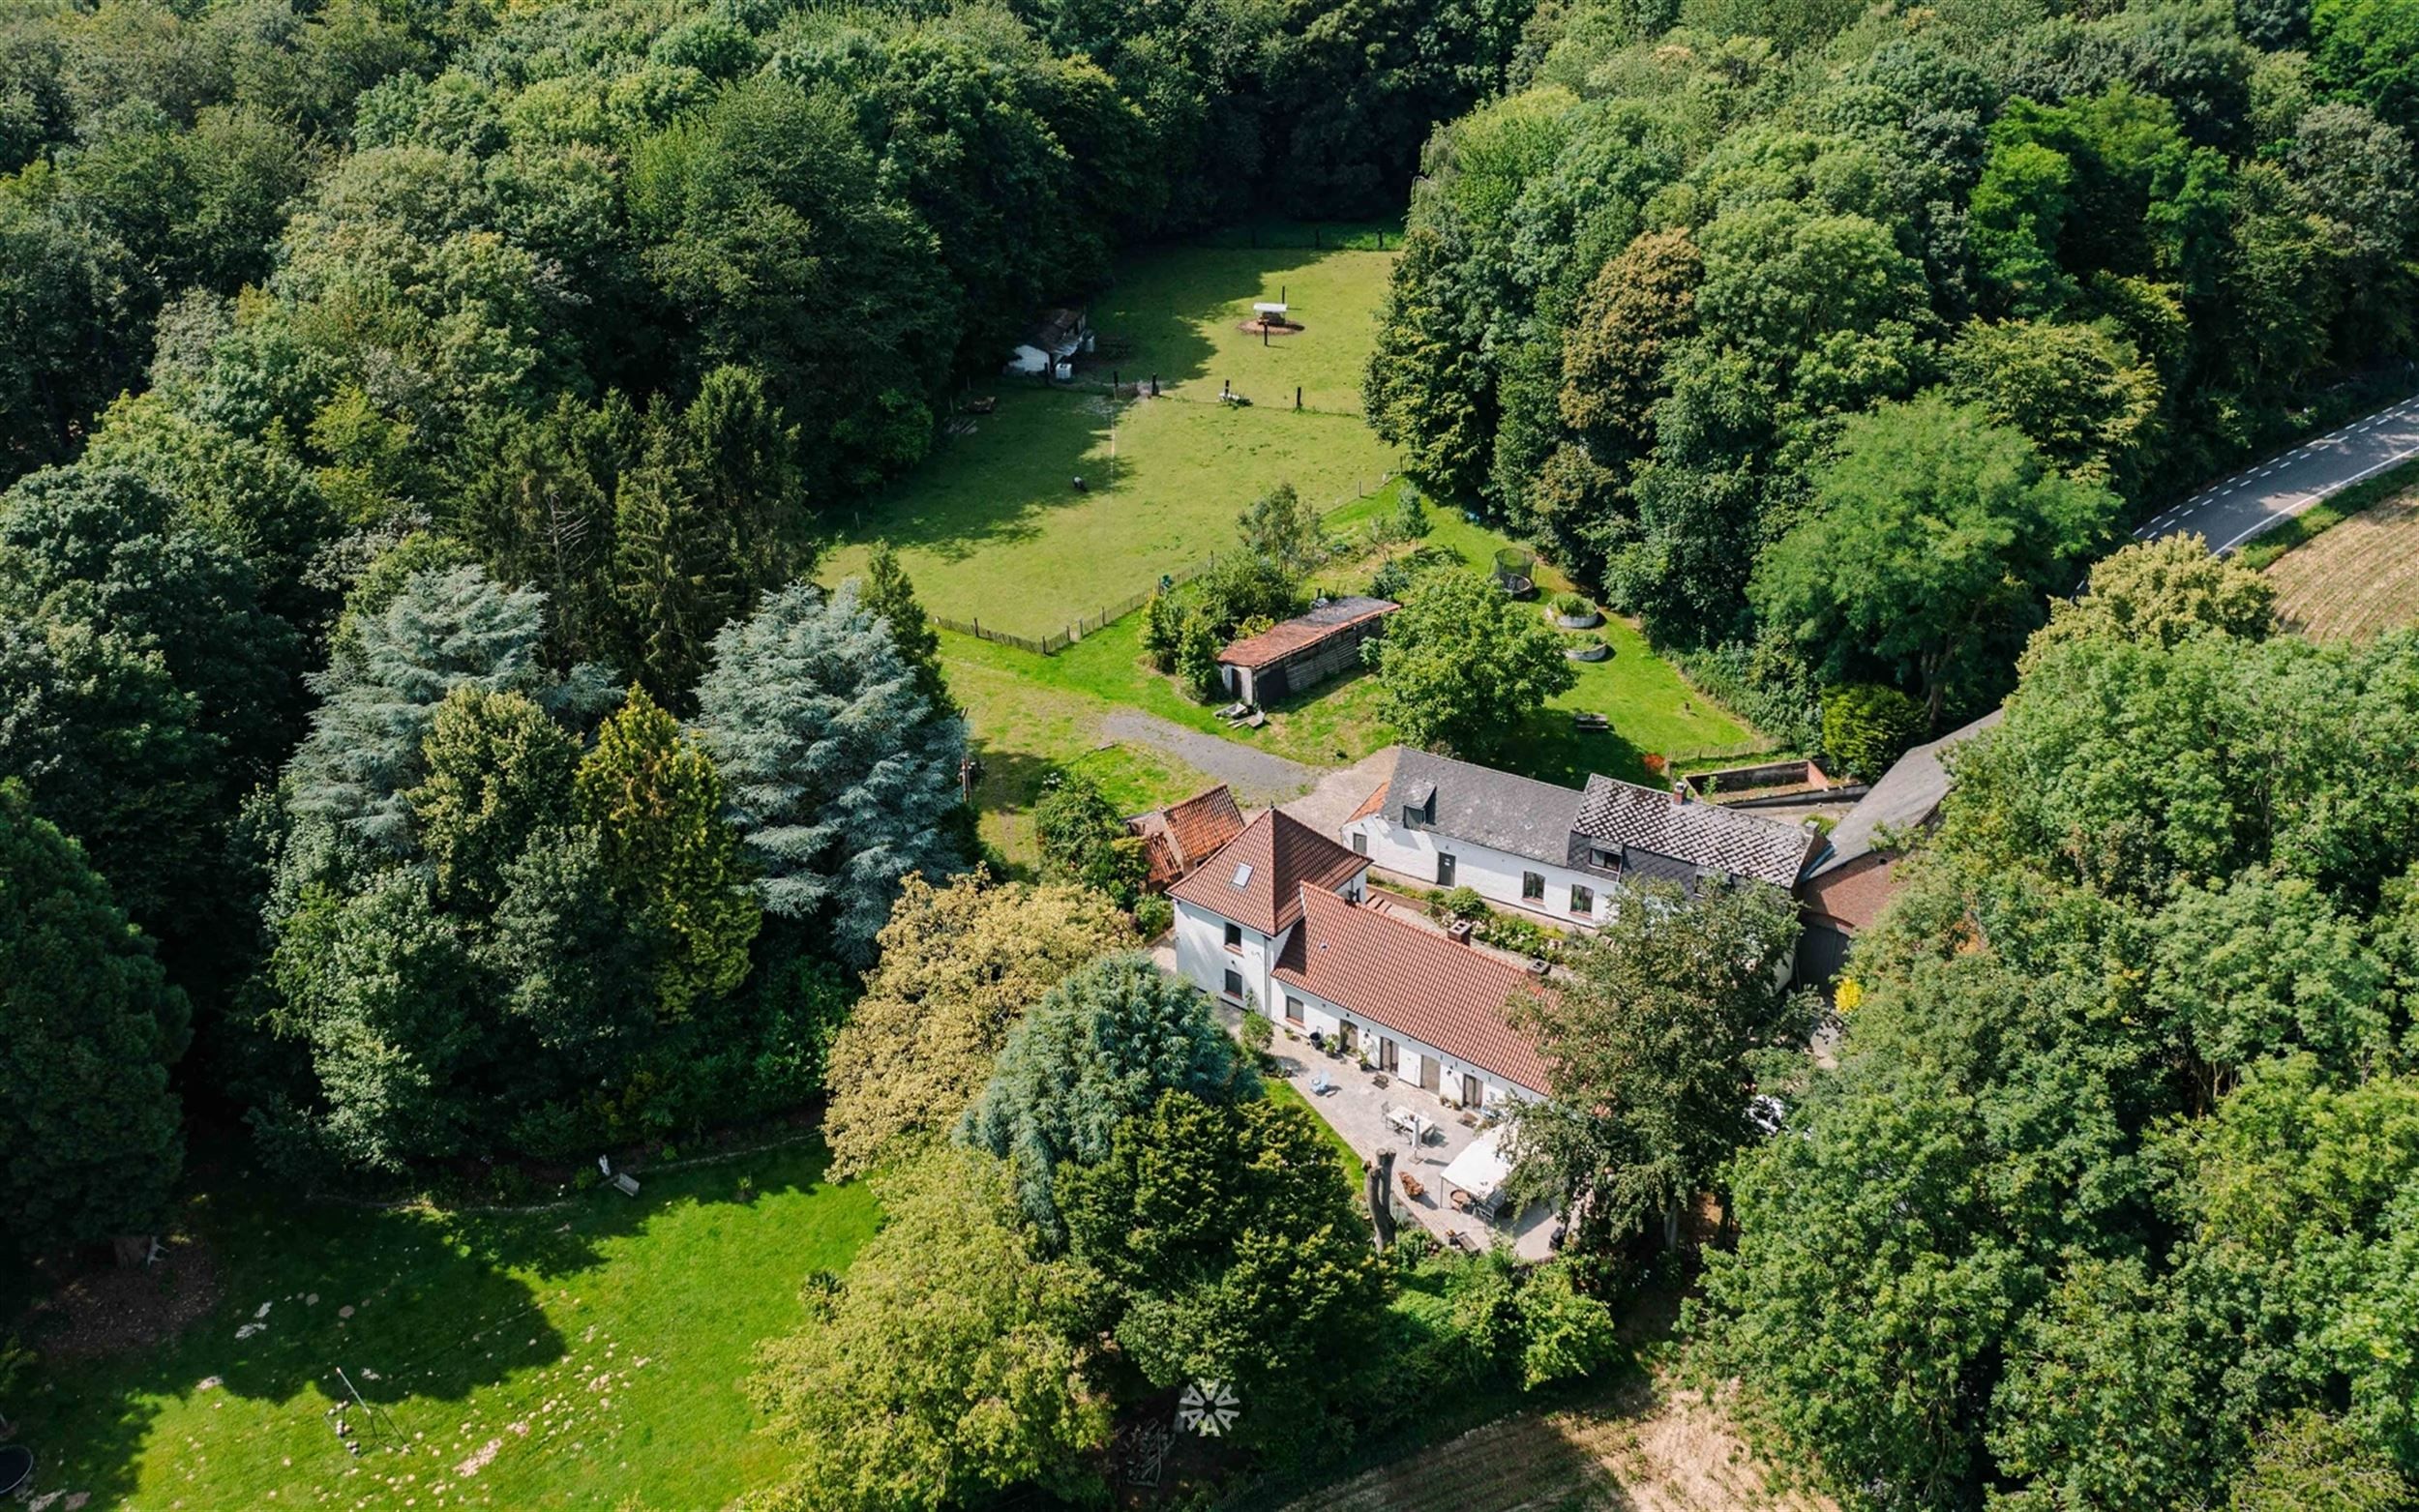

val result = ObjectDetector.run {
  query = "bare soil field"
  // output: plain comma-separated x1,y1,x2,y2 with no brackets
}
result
1290,1374,1836,1512
2265,485,2419,640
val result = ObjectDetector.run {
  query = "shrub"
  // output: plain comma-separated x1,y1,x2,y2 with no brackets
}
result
1514,1260,1622,1388
1821,682,1928,781
1133,893,1173,936
1241,1008,1274,1056
1439,885,1487,920
1553,592,1589,617
1176,611,1225,701
1141,589,1181,671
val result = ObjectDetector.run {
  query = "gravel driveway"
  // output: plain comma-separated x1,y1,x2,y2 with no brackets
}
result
1100,709,1319,805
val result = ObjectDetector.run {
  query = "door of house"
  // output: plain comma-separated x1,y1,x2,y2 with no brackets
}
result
1460,1072,1482,1108
1379,1037,1399,1074
1339,1022,1359,1055
1437,851,1456,886
1419,1056,1440,1092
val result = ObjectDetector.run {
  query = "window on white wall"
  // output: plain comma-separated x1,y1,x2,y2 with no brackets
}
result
1569,884,1595,915
1352,830,1366,854
1222,968,1243,999
1224,922,1242,951
1284,995,1304,1023
1521,871,1544,901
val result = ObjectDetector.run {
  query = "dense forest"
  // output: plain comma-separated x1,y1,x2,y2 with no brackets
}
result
9,0,2419,1501
0,0,1523,1197
1694,543,2419,1508
1368,0,2419,737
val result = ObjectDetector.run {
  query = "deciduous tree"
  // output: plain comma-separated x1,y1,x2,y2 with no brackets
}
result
749,1149,1113,1512
823,873,1131,1175
1367,567,1575,756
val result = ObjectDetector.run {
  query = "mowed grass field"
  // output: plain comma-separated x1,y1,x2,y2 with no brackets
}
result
14,1142,877,1509
821,237,1402,640
2265,480,2419,639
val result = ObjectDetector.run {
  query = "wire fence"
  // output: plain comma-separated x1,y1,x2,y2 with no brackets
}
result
930,471,1398,657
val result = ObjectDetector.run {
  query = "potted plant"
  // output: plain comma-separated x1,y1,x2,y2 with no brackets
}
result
1566,633,1611,663
1550,593,1601,630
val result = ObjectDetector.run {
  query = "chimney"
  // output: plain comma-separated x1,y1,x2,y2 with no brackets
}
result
1671,780,1690,805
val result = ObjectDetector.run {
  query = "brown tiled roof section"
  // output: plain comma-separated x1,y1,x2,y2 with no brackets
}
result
1168,808,1365,934
1217,598,1397,670
1134,786,1246,887
1273,887,1550,1094
1164,786,1244,870
1346,781,1388,823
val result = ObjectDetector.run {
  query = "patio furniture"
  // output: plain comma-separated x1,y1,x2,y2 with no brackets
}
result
1308,1072,1333,1095
1397,1171,1426,1204
1572,712,1611,733
1215,701,1248,721
612,1172,641,1197
1383,1104,1422,1140
1448,1188,1473,1212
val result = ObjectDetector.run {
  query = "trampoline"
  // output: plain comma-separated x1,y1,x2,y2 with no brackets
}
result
0,1444,32,1499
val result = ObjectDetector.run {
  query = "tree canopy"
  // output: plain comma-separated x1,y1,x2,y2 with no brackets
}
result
1367,566,1576,756
0,782,191,1255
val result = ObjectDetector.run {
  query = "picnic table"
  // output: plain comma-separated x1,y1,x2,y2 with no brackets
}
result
1383,1104,1427,1141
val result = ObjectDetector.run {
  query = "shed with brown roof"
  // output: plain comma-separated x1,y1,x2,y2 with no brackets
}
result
1216,596,1397,705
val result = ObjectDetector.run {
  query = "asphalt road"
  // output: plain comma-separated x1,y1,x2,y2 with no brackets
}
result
2138,392,2419,552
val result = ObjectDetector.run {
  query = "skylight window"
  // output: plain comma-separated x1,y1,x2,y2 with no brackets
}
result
1231,862,1254,888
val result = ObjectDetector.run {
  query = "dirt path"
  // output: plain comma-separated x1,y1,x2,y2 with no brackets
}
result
1100,709,1319,804
1292,1377,1834,1512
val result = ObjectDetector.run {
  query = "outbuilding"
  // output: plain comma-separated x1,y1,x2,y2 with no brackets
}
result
1216,595,1397,705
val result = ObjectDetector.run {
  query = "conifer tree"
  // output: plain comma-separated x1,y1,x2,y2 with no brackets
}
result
697,583,966,964
577,686,759,1016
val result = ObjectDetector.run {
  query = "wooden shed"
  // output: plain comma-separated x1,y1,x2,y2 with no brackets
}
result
1217,596,1398,705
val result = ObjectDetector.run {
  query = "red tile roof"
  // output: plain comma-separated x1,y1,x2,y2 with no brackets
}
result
1216,598,1398,670
1129,785,1247,888
1346,780,1389,823
1168,808,1365,935
1274,888,1550,1094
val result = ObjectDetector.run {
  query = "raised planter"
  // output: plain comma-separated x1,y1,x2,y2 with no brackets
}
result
1553,610,1602,629
1566,640,1611,662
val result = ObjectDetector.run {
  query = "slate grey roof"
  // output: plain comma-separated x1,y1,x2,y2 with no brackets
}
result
1571,776,1816,889
1373,749,1586,870
1807,708,2004,878
1809,711,2013,880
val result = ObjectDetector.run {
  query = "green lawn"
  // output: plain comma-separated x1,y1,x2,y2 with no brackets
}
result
15,1142,878,1509
821,238,1403,640
1324,490,1772,786
1266,1076,1364,1195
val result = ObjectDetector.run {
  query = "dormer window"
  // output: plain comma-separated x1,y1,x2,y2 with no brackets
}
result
1230,862,1253,888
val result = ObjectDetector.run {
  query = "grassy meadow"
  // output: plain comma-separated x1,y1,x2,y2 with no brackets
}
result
13,1143,877,1509
821,236,1403,641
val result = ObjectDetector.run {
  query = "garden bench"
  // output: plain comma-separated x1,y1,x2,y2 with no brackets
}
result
1572,712,1611,733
